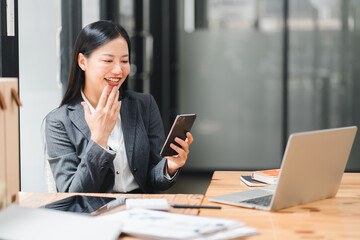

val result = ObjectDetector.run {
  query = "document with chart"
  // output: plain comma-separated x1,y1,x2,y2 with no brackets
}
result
99,208,257,239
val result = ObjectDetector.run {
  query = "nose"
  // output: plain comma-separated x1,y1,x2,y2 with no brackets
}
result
112,61,122,75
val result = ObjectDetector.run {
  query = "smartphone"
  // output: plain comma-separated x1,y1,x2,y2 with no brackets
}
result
160,114,196,157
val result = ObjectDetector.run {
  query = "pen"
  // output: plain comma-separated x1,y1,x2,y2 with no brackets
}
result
172,204,221,209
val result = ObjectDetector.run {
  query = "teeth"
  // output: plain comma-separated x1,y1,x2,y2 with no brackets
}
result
105,78,120,83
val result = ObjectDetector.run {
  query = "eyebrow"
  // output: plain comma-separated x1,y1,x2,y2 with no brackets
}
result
101,53,129,57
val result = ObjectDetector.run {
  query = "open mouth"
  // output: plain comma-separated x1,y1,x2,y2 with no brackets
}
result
105,77,121,86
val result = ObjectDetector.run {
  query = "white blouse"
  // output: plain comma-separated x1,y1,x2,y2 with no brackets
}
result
81,91,139,192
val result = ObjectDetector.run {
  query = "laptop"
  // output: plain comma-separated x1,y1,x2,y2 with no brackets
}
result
209,126,357,211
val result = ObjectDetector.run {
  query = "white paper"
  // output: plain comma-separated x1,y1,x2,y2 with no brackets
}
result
99,208,248,239
0,205,123,240
194,226,258,240
125,198,170,210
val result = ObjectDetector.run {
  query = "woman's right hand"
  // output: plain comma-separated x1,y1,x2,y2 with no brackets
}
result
81,85,121,148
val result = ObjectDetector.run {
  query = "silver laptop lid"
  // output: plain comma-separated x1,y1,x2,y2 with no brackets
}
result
270,126,357,211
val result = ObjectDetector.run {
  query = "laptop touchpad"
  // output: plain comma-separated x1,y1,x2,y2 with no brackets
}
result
231,189,273,202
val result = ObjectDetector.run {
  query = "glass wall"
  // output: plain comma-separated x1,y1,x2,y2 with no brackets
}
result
178,0,284,170
178,0,360,171
288,0,360,170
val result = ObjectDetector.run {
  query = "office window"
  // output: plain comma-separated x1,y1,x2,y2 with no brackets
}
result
178,0,284,170
288,0,360,170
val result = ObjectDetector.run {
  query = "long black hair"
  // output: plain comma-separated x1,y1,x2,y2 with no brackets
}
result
60,20,131,107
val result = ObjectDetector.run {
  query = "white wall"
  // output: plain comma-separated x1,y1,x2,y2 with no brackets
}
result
19,0,62,192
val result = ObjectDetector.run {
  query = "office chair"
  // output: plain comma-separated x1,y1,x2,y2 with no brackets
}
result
42,120,57,193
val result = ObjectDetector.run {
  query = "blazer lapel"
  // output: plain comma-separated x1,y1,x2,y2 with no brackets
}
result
67,96,115,174
121,96,137,166
68,98,91,140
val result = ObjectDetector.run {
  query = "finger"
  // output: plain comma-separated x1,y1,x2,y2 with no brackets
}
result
114,89,119,104
97,85,112,108
170,143,187,159
117,101,122,114
81,102,91,122
81,101,91,116
110,101,121,122
111,101,121,121
174,137,189,154
185,132,194,145
105,87,117,110
110,90,120,113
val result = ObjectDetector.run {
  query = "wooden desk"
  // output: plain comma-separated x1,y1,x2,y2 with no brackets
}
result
200,171,360,240
19,192,203,215
19,192,204,240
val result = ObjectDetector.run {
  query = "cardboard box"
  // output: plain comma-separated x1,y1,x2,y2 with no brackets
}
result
0,78,20,208
0,82,6,209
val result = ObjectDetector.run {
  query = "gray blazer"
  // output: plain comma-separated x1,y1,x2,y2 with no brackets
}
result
45,90,178,193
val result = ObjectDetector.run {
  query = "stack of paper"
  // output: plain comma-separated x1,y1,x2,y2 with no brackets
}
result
125,198,170,210
99,208,257,239
0,205,123,240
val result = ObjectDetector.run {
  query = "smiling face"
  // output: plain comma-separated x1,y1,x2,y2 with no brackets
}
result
78,36,130,106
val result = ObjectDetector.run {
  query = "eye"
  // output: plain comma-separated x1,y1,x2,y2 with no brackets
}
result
103,60,113,63
121,60,129,64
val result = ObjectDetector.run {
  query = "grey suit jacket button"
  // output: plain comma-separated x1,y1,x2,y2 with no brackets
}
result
133,168,138,173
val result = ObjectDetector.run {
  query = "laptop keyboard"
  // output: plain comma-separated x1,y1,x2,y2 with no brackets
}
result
239,195,273,207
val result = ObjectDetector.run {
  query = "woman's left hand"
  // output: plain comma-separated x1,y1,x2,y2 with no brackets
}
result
165,132,194,176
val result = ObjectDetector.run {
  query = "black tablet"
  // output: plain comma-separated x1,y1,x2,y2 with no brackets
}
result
42,195,115,214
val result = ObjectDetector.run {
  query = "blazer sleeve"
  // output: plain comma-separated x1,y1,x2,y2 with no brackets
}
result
146,95,179,191
45,111,116,193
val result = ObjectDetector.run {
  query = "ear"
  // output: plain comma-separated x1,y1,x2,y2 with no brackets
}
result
78,53,87,71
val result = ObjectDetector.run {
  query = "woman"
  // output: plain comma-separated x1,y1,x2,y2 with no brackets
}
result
45,20,193,193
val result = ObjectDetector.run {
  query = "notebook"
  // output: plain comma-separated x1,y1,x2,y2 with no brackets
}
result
209,126,357,211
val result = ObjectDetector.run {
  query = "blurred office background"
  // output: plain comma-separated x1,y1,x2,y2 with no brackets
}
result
1,0,359,193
